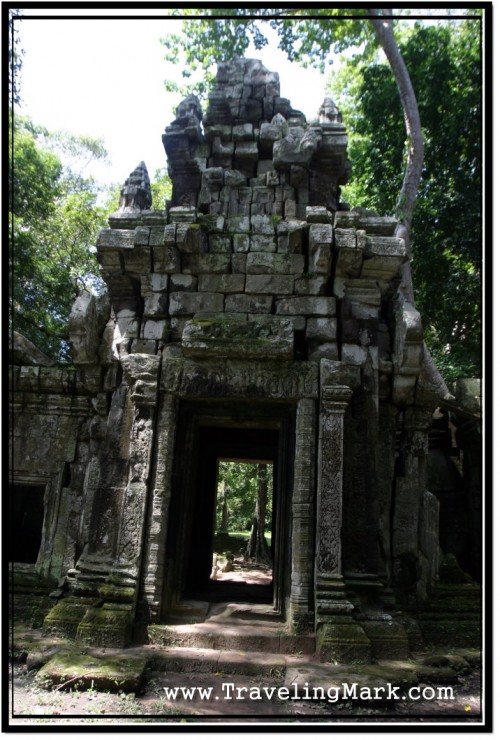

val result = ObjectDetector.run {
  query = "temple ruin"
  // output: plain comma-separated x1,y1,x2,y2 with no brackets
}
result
10,59,481,661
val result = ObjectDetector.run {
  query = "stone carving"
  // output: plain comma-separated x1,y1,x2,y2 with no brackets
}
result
316,385,353,575
69,291,110,365
175,93,203,124
161,358,318,400
121,353,161,406
181,317,294,359
317,97,343,124
117,162,152,212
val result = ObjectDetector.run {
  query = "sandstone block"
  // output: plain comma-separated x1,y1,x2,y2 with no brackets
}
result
199,274,245,293
277,220,307,254
225,293,273,314
235,141,258,159
251,214,275,234
276,296,336,317
169,206,196,224
169,273,198,292
176,224,202,253
208,234,232,253
97,229,135,249
134,226,150,245
245,275,294,294
153,244,181,274
150,273,168,292
294,275,327,296
149,227,165,247
341,343,369,366
246,253,305,275
250,234,276,252
233,234,250,253
142,320,169,340
308,342,339,361
231,254,247,273
227,215,250,233
144,292,169,317
169,292,224,316
182,254,231,274
163,224,177,244
306,206,332,224
232,123,254,140
306,318,337,342
181,317,293,359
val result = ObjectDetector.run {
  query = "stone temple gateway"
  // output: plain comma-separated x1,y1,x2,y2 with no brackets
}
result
10,59,481,661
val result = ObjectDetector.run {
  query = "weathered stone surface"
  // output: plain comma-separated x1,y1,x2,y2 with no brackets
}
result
198,274,245,293
169,273,198,292
161,358,319,399
276,296,336,317
245,274,294,294
11,332,56,366
182,254,231,274
246,252,305,274
225,293,273,314
121,353,161,406
169,291,224,316
306,318,337,342
181,318,294,359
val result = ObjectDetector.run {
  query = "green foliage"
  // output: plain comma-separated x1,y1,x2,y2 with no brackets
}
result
161,9,372,100
330,20,482,382
10,115,109,361
216,461,272,533
150,167,172,210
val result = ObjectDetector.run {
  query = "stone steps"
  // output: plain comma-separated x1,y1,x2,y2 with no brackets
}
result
147,622,316,656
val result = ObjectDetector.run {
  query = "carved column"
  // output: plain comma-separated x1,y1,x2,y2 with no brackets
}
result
290,398,316,631
315,384,371,661
140,392,178,620
74,354,161,647
392,406,435,605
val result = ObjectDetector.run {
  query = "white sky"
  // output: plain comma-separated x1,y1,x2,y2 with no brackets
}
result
15,11,331,187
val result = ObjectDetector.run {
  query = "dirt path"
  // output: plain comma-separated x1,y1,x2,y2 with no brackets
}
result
9,662,482,727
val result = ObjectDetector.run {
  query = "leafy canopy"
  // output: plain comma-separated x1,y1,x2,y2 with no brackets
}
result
10,115,110,361
329,20,482,381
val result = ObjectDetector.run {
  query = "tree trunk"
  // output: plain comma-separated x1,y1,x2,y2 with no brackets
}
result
369,9,450,399
246,464,271,565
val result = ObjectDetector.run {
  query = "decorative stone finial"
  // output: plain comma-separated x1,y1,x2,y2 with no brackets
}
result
118,162,152,212
318,98,343,124
175,94,203,124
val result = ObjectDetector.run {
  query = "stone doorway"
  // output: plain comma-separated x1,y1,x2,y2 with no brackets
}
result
163,401,295,618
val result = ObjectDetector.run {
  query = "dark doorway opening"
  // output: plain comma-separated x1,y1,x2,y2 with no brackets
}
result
165,402,295,615
185,426,278,604
9,484,45,563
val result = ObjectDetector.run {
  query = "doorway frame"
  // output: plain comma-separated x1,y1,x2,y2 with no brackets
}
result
163,400,296,619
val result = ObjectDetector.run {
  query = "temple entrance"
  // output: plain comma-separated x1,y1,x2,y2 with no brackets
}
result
164,401,295,616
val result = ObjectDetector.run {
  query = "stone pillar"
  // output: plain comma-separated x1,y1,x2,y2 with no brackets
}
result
290,398,316,632
315,384,370,661
140,392,178,620
392,406,435,605
74,354,161,646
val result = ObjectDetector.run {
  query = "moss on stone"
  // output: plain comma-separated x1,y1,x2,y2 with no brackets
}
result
35,650,147,693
